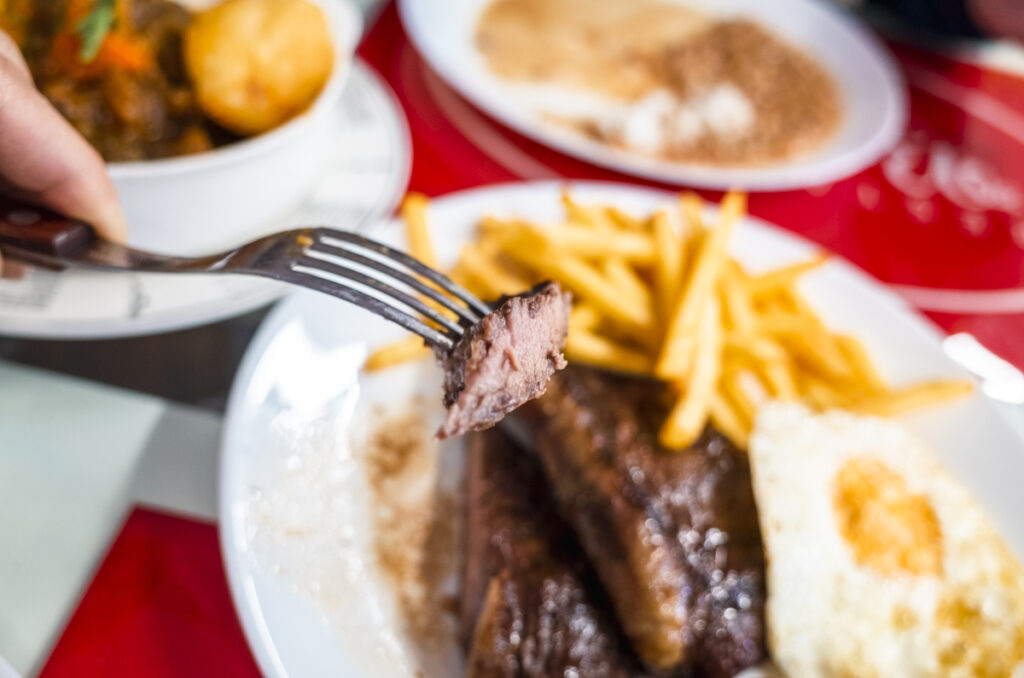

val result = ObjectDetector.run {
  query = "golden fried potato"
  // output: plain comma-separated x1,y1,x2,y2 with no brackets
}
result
185,0,334,136
363,190,974,451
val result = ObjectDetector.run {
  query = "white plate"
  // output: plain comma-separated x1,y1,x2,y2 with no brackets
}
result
219,181,1023,678
398,0,907,191
0,61,411,340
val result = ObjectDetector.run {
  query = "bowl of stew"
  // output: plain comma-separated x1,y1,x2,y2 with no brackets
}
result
8,0,360,254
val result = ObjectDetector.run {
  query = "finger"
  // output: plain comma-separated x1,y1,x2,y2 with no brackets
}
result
0,58,127,242
0,249,24,280
0,253,26,280
0,31,31,80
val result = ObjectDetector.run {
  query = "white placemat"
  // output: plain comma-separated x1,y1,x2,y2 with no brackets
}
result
0,361,165,676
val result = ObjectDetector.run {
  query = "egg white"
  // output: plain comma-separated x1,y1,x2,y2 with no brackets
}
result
750,403,1024,678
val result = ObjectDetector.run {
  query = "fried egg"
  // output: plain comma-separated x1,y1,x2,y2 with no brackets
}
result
749,403,1024,678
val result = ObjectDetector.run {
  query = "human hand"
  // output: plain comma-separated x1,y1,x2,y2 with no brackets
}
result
0,30,126,273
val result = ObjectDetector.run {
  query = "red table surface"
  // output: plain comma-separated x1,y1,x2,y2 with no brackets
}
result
41,4,1024,676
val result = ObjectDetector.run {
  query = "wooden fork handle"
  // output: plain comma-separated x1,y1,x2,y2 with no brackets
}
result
0,197,96,258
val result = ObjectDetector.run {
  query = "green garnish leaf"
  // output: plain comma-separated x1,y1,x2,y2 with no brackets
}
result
76,0,117,63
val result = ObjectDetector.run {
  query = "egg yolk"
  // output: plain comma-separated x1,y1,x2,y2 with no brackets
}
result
832,457,943,576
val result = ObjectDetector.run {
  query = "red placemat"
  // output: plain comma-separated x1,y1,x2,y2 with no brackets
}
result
39,508,260,678
40,4,1024,676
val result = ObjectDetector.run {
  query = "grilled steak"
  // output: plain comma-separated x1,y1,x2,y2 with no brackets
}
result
437,281,571,439
462,429,642,678
519,366,766,676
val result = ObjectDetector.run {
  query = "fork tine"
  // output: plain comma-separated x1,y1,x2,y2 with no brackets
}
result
310,241,481,326
294,256,467,337
288,266,455,351
314,229,493,317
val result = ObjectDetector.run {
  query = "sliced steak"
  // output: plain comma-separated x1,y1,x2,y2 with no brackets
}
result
462,429,642,678
519,366,766,676
437,281,571,439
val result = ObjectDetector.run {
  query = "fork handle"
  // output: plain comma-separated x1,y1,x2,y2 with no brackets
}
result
0,197,96,258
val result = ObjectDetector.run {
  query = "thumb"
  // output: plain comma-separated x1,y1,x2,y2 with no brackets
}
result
0,52,127,242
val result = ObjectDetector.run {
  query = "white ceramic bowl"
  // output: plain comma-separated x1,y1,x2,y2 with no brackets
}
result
109,0,362,255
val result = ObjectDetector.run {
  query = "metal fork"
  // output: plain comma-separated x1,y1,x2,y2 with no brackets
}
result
0,200,491,351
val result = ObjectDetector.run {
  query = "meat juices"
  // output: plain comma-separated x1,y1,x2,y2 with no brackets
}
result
518,366,766,676
436,281,571,439
462,429,643,678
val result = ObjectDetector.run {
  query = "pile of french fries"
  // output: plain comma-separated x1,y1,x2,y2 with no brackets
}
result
367,191,972,450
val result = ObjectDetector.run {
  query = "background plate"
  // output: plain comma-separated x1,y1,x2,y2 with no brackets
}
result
398,0,906,191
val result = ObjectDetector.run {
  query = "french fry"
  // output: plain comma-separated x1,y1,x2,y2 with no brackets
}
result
606,206,645,231
777,288,850,373
796,334,855,384
796,368,855,410
566,329,654,375
724,335,798,400
562,192,617,232
835,336,887,394
456,243,532,299
365,335,431,371
680,192,705,234
760,312,852,382
762,360,799,400
753,311,806,337
719,383,753,429
477,215,517,238
719,272,754,334
447,262,493,301
561,191,599,226
656,193,743,380
400,193,437,269
601,259,654,317
725,332,786,362
373,190,972,451
659,297,722,448
652,210,683,322
776,284,817,318
401,192,468,326
710,390,750,449
852,380,973,416
801,381,844,410
488,219,657,263
569,303,602,334
739,367,772,409
726,258,751,282
502,242,654,331
719,366,763,425
561,196,658,336
725,344,795,401
541,224,656,262
746,253,829,296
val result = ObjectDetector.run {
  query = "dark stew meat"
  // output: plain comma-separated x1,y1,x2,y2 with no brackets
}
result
10,0,237,161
